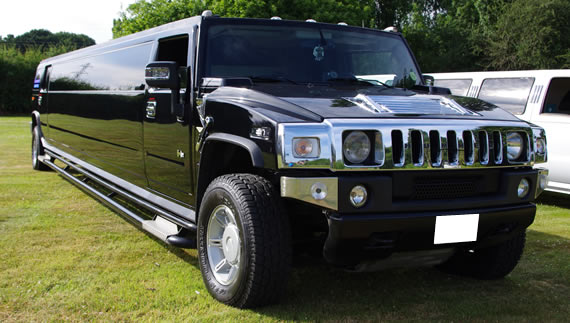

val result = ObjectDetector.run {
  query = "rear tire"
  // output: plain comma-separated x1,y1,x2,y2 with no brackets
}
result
32,126,50,171
438,231,526,279
197,174,291,308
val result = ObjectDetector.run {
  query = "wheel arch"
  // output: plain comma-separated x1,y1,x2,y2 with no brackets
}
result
31,111,41,134
196,133,265,215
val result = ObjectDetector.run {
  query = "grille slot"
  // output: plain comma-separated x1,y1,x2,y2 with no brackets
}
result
411,130,424,166
391,130,404,167
463,131,474,165
478,131,489,165
429,130,441,166
492,131,503,164
413,178,477,200
447,131,458,165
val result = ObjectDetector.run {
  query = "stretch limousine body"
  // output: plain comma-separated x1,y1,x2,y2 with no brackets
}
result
31,11,549,307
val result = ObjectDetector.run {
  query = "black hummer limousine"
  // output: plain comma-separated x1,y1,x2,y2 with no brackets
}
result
31,11,549,308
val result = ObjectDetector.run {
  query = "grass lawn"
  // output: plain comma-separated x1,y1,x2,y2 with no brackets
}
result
1,116,569,322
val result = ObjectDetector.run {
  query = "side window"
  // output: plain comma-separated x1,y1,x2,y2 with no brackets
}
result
434,79,472,96
478,77,534,115
542,77,570,114
49,43,151,91
33,71,42,89
157,35,189,66
157,35,189,86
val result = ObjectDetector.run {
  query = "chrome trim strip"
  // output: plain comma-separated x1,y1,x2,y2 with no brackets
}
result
280,177,338,210
278,119,535,171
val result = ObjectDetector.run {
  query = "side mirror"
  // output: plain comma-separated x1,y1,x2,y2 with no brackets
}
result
423,74,434,86
145,61,180,89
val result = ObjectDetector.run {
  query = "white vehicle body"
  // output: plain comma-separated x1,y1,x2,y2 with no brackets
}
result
429,70,570,194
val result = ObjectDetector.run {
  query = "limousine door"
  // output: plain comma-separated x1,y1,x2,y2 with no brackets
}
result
143,35,194,205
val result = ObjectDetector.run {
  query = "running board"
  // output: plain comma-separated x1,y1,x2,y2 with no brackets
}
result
42,156,196,249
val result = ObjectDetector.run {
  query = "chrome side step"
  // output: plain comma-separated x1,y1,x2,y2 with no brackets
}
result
142,216,179,242
42,155,196,249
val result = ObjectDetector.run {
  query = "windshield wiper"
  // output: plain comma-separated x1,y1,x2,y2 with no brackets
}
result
326,77,376,87
355,77,394,88
248,75,299,85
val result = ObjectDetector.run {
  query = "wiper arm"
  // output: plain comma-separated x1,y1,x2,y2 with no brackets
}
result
355,77,393,88
248,75,299,85
327,77,375,87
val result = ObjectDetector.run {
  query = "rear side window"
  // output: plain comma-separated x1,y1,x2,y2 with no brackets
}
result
478,77,534,115
434,79,472,96
50,42,152,91
542,77,570,114
33,71,42,89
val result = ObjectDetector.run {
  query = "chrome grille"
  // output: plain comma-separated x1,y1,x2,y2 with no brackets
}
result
277,119,537,171
381,126,529,169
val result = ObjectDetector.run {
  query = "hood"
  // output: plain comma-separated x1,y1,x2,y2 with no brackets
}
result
205,84,522,123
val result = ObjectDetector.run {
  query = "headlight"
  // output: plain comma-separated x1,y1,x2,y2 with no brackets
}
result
506,132,523,161
343,131,371,164
293,137,320,158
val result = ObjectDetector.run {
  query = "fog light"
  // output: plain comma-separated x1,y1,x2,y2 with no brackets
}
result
349,185,367,208
517,178,530,198
311,182,327,200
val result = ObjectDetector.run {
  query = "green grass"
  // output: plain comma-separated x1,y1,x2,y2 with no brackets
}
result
1,116,569,322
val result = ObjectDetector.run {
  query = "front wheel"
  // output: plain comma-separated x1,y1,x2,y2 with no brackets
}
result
438,231,526,279
197,174,291,308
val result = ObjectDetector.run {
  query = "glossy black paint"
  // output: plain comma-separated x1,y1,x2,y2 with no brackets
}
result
203,84,521,122
37,17,201,207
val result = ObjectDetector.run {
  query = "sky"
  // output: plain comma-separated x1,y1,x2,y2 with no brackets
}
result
1,0,139,44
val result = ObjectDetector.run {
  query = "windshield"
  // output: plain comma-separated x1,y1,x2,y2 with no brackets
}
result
202,21,421,88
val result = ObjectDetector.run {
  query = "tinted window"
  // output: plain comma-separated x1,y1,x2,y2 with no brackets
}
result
542,77,570,114
33,71,42,89
478,77,534,115
157,35,189,67
204,23,421,88
50,42,152,91
434,79,472,96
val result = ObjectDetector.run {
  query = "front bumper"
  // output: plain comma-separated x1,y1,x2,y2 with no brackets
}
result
323,203,535,266
281,168,545,266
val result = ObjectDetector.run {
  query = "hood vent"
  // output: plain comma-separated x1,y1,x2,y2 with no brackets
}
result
345,94,479,116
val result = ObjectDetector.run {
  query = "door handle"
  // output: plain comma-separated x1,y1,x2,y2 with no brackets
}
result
146,101,156,119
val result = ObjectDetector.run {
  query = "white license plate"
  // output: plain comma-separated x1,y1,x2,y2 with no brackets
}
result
434,214,479,244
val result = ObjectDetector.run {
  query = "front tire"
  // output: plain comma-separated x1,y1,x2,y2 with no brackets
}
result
197,174,291,308
32,126,50,171
438,231,526,279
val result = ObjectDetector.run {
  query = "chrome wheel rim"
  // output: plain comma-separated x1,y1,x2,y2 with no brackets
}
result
32,134,38,165
206,205,242,286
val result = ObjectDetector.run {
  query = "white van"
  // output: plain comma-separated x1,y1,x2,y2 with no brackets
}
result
429,70,570,194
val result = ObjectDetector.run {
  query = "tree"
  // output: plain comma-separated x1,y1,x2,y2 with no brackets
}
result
3,29,95,51
113,0,378,38
485,0,570,70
